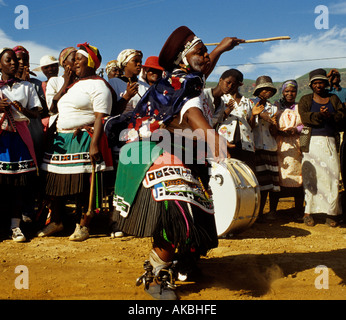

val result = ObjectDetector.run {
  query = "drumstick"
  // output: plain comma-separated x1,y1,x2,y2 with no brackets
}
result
204,36,291,46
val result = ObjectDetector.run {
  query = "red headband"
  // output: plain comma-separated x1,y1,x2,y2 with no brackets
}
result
77,42,101,69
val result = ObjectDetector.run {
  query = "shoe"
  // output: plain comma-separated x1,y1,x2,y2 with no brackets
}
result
303,214,315,227
69,224,89,241
37,222,63,237
144,281,177,300
111,231,124,238
11,227,26,242
325,216,339,228
266,211,277,221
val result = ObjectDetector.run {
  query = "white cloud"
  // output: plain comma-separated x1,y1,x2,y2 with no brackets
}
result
0,0,6,6
329,1,346,14
244,26,346,81
0,29,61,78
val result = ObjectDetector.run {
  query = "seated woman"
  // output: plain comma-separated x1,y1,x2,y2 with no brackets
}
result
39,43,114,241
111,26,243,299
0,48,42,241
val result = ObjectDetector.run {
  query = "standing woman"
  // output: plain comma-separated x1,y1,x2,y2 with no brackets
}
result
271,80,304,219
112,26,243,299
39,43,113,241
0,48,42,241
299,69,346,227
139,56,164,86
108,49,149,115
251,76,280,221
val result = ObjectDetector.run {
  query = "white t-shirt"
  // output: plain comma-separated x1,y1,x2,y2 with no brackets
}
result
0,80,42,121
108,77,149,114
45,76,64,112
57,79,112,130
179,90,213,126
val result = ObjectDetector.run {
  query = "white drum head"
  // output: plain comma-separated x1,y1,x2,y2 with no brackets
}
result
209,161,237,237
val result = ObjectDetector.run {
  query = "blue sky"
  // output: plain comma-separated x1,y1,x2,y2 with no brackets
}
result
1,0,346,82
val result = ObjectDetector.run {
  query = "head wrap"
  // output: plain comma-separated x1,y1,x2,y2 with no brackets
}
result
76,42,101,70
282,79,298,92
59,47,77,66
105,60,119,75
12,45,29,57
117,49,143,70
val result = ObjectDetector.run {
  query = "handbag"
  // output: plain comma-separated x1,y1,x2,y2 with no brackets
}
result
299,126,312,152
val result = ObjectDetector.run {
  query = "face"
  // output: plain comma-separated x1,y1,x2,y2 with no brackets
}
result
15,51,29,75
74,52,94,78
0,50,19,77
311,79,327,95
108,67,122,79
219,75,241,95
63,51,77,72
282,86,297,103
258,88,275,100
41,63,59,79
185,42,210,74
145,67,162,84
125,55,142,76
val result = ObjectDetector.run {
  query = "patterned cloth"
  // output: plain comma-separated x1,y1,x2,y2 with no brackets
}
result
302,136,341,216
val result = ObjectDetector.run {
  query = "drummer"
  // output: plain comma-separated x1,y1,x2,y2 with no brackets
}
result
111,26,243,300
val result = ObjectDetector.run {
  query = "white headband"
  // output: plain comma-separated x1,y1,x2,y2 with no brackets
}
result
77,49,89,59
174,36,202,66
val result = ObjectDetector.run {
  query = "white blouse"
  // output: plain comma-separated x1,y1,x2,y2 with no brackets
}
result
57,79,112,130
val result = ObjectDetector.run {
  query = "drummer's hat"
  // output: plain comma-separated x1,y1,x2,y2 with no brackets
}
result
253,75,277,96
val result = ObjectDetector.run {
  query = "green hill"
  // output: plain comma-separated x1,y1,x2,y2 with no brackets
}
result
206,68,346,103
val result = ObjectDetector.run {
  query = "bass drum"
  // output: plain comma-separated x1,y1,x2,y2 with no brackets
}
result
209,158,260,237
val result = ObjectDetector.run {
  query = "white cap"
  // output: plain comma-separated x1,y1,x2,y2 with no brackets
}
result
33,55,59,71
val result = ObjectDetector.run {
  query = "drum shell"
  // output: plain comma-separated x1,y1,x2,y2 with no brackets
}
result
209,159,260,237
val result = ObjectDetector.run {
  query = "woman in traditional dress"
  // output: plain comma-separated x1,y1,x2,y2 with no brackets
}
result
298,68,346,227
39,43,114,241
0,48,42,241
111,26,243,299
270,80,304,220
251,76,280,222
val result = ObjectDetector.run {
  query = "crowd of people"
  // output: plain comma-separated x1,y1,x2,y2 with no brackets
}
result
0,25,345,299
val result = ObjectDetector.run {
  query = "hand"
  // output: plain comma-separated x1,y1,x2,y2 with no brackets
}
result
63,65,74,86
123,82,139,100
21,66,30,81
224,99,235,117
0,98,11,112
217,37,245,53
252,102,265,116
89,143,102,165
320,106,331,118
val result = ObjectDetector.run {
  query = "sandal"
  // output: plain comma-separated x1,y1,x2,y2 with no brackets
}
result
303,214,315,227
325,217,339,228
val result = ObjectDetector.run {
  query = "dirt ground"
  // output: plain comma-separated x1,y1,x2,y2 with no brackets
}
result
1,198,346,301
